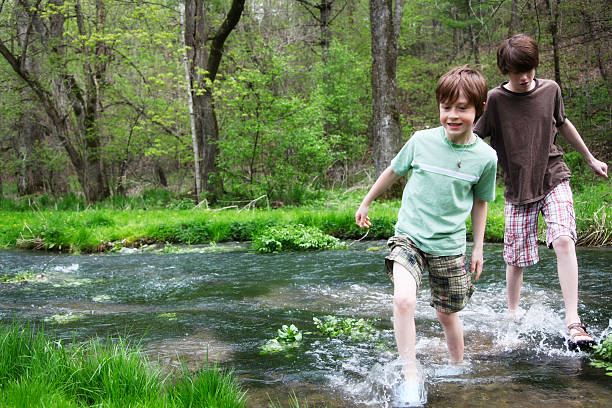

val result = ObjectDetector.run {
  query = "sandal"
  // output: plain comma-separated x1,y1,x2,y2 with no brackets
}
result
567,322,595,350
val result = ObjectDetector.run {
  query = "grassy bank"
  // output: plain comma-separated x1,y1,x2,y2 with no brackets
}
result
0,324,246,408
0,324,327,408
0,178,609,253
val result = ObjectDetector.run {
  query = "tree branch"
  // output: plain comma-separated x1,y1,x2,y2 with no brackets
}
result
207,0,245,83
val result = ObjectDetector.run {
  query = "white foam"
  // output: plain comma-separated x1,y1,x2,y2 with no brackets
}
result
52,263,79,273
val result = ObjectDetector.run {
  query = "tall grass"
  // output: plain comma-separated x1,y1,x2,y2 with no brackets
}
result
0,324,247,408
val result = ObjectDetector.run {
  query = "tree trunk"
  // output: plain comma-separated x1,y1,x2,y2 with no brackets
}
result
16,113,46,195
544,0,562,91
0,0,110,203
580,11,591,120
15,3,45,195
319,0,332,60
466,0,479,64
295,0,334,61
155,162,168,187
508,0,519,37
179,2,201,200
184,0,246,203
369,0,404,180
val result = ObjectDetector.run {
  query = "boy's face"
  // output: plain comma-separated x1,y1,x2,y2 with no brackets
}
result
506,68,536,93
439,92,477,142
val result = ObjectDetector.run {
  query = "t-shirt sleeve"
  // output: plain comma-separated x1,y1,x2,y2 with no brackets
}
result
390,136,416,176
553,83,567,127
474,157,497,202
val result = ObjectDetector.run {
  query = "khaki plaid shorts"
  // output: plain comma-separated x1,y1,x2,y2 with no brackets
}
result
384,236,474,313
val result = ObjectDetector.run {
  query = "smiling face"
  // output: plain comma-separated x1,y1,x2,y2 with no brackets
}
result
439,92,477,143
506,68,536,93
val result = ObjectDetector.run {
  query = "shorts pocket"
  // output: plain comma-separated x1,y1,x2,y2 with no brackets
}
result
503,233,518,265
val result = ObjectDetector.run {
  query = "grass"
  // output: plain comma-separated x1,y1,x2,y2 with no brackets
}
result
0,170,609,253
0,324,247,407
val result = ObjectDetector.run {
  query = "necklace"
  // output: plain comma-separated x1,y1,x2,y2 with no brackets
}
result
447,134,475,168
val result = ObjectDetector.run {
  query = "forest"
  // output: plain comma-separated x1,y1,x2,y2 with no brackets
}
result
0,0,609,207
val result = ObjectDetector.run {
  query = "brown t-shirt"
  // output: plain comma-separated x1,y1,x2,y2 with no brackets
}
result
473,78,571,205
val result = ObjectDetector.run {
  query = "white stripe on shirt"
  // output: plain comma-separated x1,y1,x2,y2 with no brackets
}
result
414,162,479,183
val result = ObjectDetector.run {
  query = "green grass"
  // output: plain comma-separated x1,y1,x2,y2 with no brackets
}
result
0,174,609,253
0,324,247,407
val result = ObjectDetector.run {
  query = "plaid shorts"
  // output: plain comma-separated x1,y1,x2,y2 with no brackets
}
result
384,236,474,314
504,180,577,267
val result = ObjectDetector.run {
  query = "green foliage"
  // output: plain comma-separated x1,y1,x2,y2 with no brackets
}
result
216,50,334,204
313,316,378,340
252,224,345,253
590,334,612,376
260,324,303,354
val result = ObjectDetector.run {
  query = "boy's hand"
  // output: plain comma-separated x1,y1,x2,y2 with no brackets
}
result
470,246,483,281
587,158,608,178
355,205,371,228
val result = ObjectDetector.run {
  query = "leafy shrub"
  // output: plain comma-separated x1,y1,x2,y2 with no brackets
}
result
252,224,345,252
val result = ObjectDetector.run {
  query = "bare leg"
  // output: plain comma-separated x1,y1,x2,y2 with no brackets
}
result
392,262,418,378
551,236,580,324
436,311,464,363
506,264,524,312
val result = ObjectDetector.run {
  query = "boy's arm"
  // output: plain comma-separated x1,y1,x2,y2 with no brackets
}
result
355,167,402,228
559,119,608,178
470,196,487,281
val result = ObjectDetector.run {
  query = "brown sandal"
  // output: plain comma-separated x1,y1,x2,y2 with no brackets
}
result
567,322,595,350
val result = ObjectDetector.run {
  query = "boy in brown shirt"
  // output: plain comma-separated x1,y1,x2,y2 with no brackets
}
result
474,34,608,349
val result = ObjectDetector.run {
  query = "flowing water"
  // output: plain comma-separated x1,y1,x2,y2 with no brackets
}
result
1,243,611,407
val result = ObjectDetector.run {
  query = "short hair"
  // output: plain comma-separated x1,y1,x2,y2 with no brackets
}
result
436,66,488,119
497,34,539,74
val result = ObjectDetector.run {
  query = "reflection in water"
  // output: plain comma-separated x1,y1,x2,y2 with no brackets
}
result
1,243,611,407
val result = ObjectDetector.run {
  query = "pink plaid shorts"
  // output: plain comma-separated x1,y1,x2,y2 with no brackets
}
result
503,180,577,267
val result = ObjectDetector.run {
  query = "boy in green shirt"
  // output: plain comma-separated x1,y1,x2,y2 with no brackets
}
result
356,66,497,404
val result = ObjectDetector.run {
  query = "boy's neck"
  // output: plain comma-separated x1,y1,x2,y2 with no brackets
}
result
445,130,475,145
503,78,537,93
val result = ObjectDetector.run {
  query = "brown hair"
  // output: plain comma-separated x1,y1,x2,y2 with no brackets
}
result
497,34,539,74
436,66,488,119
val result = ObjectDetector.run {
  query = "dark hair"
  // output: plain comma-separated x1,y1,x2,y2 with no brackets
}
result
436,66,488,119
497,34,539,74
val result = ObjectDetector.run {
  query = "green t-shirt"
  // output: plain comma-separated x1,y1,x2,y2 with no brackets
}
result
391,126,498,256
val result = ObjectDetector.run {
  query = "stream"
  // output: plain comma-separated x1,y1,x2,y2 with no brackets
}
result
1,242,611,407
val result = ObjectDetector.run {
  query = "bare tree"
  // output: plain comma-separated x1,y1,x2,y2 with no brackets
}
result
294,0,348,61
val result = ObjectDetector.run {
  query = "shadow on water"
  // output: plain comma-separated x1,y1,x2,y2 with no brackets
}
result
1,243,611,407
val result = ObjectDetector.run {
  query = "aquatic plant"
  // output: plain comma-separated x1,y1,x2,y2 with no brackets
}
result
260,324,303,354
0,270,40,283
252,224,345,252
590,334,612,376
313,315,378,340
